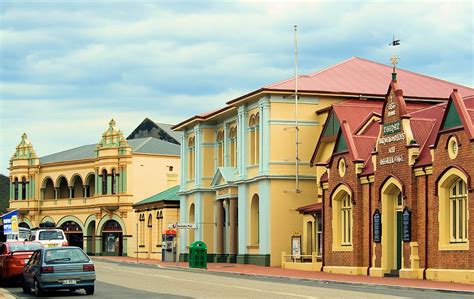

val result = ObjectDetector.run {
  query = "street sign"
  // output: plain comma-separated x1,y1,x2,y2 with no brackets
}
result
167,223,196,229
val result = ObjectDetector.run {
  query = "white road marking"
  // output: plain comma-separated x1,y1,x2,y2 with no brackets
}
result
97,265,315,298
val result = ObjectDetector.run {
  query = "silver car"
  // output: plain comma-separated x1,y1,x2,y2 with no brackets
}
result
22,247,95,297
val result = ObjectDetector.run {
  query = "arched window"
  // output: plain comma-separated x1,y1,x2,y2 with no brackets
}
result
139,213,145,246
156,210,163,246
248,113,259,165
102,169,108,195
341,193,352,245
147,214,153,227
111,169,117,195
331,185,353,249
229,127,237,167
217,131,224,167
437,168,469,250
255,113,260,165
449,178,467,242
14,177,19,200
250,194,259,245
188,137,195,180
21,177,26,200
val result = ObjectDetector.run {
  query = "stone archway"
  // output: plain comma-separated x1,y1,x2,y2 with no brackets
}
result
381,177,404,274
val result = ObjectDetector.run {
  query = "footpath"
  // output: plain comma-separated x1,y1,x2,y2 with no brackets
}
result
93,256,474,294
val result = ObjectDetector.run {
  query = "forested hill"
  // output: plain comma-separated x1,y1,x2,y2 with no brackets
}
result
0,174,9,213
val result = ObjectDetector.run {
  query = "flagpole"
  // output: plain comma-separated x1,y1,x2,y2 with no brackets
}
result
294,25,300,193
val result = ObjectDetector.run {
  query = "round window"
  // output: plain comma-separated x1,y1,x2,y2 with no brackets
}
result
448,136,458,160
338,158,346,177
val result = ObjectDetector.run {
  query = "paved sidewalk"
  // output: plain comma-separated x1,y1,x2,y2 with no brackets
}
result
93,256,474,294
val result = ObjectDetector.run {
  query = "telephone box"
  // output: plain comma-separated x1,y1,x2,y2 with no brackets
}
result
162,229,177,262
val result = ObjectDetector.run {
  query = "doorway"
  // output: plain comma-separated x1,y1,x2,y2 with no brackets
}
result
381,179,404,274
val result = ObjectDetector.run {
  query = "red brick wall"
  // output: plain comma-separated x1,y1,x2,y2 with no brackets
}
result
430,129,474,270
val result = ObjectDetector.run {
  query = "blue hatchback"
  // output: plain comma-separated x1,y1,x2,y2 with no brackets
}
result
22,246,96,297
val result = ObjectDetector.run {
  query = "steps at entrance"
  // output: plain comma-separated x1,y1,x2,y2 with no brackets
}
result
384,270,400,278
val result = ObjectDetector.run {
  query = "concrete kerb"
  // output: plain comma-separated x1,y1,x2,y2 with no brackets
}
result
92,258,474,296
0,288,16,299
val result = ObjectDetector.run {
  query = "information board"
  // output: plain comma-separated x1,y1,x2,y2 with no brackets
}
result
402,208,411,242
373,209,381,243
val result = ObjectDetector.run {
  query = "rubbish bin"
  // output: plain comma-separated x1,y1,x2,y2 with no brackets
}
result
189,241,207,269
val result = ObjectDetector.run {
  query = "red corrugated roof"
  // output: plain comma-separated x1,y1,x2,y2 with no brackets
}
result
265,57,474,99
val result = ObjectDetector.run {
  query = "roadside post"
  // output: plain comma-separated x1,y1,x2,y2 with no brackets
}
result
168,222,197,266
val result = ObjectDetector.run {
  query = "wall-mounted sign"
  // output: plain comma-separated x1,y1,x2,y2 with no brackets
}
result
383,121,401,135
402,208,411,242
1,210,19,235
378,132,405,145
380,155,404,165
373,210,381,243
167,223,197,229
386,93,397,117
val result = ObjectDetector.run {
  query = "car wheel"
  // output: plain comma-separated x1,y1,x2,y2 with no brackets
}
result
34,279,44,297
85,285,94,295
22,277,30,293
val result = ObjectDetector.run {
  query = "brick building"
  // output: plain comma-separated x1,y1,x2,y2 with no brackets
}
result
310,73,474,284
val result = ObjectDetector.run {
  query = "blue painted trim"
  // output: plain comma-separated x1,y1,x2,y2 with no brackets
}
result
237,184,248,254
194,192,203,241
258,179,270,254
259,98,270,175
179,195,188,253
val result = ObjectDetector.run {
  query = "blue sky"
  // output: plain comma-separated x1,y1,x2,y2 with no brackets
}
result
0,0,473,175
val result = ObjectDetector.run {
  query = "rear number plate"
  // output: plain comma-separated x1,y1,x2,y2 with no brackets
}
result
62,280,77,285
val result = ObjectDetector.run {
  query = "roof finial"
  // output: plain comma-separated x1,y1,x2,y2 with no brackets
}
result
21,132,27,141
109,119,116,128
390,55,399,81
388,35,400,82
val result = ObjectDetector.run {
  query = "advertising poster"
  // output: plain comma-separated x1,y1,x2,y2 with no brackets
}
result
1,210,19,235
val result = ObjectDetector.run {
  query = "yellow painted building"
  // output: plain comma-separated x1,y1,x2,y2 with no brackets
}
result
8,119,180,256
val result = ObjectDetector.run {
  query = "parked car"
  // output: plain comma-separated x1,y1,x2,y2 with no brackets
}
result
0,241,43,283
22,247,95,296
29,228,68,248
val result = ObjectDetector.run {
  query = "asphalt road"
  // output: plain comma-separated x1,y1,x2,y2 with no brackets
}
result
2,260,472,298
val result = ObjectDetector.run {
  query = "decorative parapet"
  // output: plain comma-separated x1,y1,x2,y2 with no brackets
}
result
10,133,39,167
96,119,131,156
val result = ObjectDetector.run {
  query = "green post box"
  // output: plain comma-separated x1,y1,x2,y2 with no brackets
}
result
189,241,207,269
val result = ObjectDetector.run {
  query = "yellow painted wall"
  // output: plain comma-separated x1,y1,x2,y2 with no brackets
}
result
130,154,180,203
270,179,316,266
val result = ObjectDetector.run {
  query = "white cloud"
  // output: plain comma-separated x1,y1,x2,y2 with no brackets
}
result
0,0,472,175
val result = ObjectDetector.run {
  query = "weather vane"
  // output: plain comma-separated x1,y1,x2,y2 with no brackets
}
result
389,35,400,77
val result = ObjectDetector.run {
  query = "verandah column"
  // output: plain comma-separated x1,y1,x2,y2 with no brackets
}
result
229,198,238,255
216,200,224,254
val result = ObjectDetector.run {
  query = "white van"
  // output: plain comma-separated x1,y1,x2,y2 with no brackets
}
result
6,227,31,242
29,228,68,248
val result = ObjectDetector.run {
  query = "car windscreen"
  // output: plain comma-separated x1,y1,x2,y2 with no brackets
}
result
9,243,42,252
39,231,64,240
44,248,90,264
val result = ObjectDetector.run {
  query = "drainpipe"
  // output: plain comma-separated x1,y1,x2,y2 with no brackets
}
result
320,186,325,272
423,168,429,280
367,180,372,276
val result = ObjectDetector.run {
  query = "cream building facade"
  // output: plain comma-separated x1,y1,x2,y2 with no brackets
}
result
174,57,474,267
8,119,180,256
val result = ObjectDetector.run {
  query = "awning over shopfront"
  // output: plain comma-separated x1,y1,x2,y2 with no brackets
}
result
296,203,322,214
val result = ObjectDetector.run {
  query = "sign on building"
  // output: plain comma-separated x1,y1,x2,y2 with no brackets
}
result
402,208,411,242
373,209,381,243
1,210,19,235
